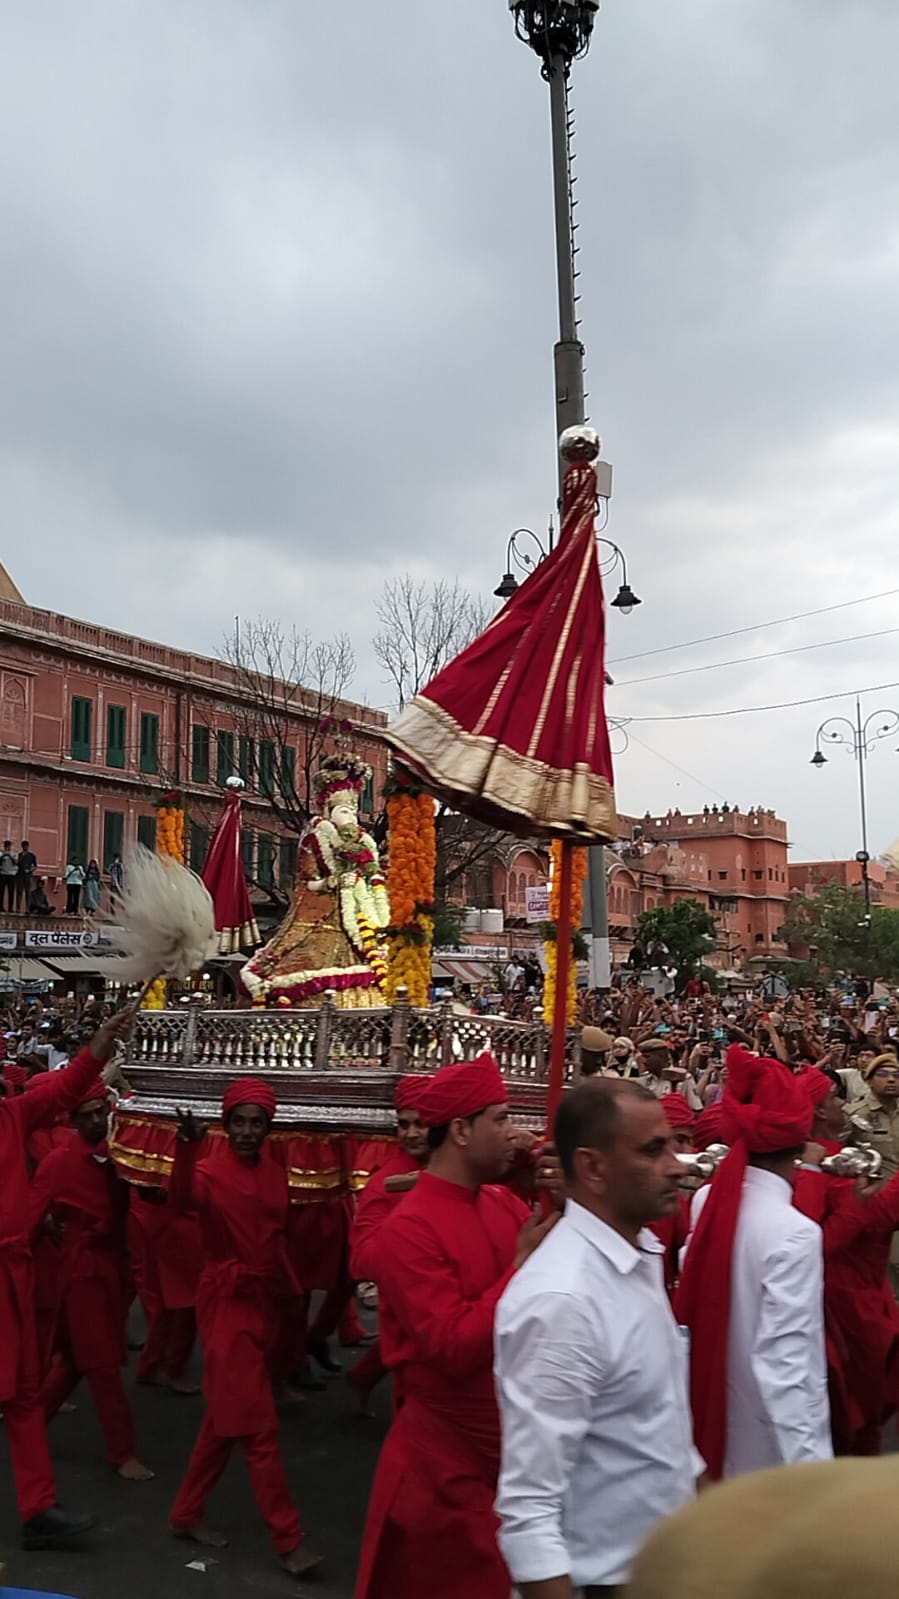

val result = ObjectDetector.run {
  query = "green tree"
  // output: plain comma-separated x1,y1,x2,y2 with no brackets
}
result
636,898,718,988
780,883,899,980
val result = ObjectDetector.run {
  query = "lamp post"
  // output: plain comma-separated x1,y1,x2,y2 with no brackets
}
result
493,523,640,612
810,697,899,975
509,1,614,995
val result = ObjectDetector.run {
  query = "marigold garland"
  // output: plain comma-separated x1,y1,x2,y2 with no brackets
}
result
542,840,586,1026
385,781,436,1008
142,793,186,1010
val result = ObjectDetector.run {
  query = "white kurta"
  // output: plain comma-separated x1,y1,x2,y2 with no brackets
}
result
724,1166,832,1478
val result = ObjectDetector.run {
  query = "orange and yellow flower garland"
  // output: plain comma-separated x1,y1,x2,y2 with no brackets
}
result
142,791,187,1010
384,783,436,1008
542,840,586,1026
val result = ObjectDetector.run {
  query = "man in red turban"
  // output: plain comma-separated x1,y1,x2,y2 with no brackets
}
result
675,1042,831,1480
29,1078,153,1484
649,1094,696,1296
2,1007,136,1550
347,1074,431,1413
792,1069,899,1455
168,1078,321,1580
355,1053,556,1599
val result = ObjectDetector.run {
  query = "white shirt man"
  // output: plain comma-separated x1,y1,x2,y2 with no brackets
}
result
723,1166,831,1476
676,1043,832,1482
495,1081,702,1595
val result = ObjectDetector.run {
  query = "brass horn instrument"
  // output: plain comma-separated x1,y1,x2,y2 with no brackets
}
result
675,1143,729,1180
820,1144,883,1178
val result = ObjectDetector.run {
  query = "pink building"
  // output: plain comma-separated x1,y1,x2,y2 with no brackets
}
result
0,582,387,910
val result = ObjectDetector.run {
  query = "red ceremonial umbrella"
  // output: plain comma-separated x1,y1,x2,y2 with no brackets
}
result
387,426,617,1121
200,778,261,955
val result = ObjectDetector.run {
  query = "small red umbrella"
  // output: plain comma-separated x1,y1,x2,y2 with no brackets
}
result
387,426,617,1121
200,778,261,955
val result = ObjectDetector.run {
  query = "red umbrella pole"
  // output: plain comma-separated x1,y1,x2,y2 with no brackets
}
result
547,838,574,1128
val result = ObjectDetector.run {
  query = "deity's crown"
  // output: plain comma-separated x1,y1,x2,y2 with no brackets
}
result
313,752,372,810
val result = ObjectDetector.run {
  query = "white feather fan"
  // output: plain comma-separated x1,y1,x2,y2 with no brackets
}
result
116,845,219,983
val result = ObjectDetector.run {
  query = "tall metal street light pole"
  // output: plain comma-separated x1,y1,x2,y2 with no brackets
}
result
508,0,614,990
810,697,899,978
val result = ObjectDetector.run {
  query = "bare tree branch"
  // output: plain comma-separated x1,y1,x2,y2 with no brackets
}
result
208,619,358,838
373,576,489,711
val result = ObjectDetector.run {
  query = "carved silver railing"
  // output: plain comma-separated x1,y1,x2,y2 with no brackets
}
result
127,989,579,1086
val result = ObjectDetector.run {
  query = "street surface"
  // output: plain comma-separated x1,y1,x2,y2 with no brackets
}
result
3,1309,896,1596
0,1319,387,1599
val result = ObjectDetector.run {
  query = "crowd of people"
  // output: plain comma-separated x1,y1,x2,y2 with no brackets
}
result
0,843,126,917
2,972,899,1592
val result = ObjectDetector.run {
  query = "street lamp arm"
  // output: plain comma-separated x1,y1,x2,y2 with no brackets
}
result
860,707,899,753
815,716,860,757
506,527,548,575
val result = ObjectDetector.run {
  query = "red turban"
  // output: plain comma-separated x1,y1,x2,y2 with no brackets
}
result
799,1068,835,1109
675,1044,812,1483
394,1074,430,1112
694,1103,727,1151
718,1045,812,1154
417,1054,507,1128
222,1077,277,1123
661,1093,694,1129
76,1079,109,1109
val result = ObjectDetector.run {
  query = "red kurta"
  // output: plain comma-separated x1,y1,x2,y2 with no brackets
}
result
29,1136,130,1371
0,1046,111,1520
794,1161,899,1450
355,1172,528,1599
170,1137,299,1436
169,1135,304,1555
649,1193,691,1299
350,1146,421,1283
347,1145,423,1400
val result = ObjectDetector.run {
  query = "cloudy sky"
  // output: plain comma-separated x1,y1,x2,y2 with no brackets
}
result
2,1,898,861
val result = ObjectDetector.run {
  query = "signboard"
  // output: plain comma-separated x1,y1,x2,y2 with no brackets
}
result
0,932,16,951
24,930,98,950
524,885,550,924
433,945,509,962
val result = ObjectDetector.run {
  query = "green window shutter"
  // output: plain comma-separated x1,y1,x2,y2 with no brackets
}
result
278,837,298,890
259,740,275,796
190,821,210,870
216,731,235,785
238,734,255,783
102,810,124,869
258,833,275,888
70,697,93,762
105,704,126,769
361,773,374,814
240,829,254,878
139,713,159,775
66,805,89,864
191,725,210,783
281,746,296,802
137,815,157,852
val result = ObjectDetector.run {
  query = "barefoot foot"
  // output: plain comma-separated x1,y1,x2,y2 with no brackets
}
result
279,1543,324,1579
165,1375,201,1396
171,1522,229,1550
117,1457,155,1481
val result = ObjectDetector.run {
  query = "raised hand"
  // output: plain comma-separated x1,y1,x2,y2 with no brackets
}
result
175,1106,208,1144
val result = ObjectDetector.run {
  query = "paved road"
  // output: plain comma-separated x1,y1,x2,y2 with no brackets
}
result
4,1322,897,1597
0,1330,387,1599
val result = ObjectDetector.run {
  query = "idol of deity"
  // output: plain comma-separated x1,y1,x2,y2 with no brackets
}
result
241,754,389,1008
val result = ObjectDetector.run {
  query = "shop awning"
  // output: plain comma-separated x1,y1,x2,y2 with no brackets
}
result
0,957,58,983
43,952,132,981
431,956,497,983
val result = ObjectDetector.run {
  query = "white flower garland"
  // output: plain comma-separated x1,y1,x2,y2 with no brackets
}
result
311,817,390,956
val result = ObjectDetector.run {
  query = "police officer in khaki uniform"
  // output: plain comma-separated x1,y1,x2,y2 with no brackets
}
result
845,1052,899,1177
846,1051,899,1292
